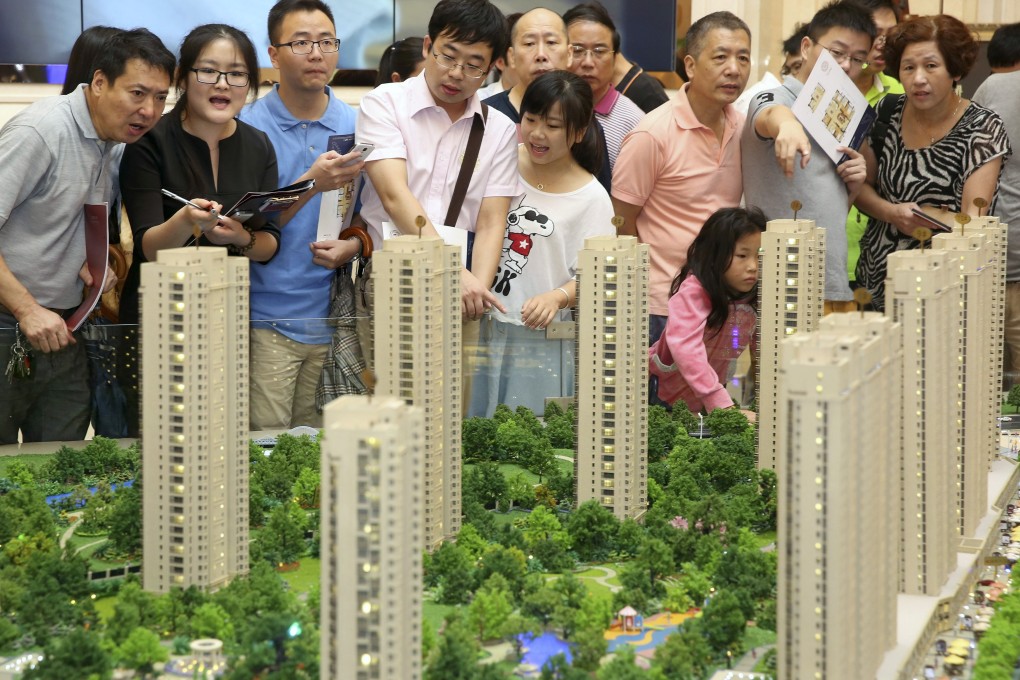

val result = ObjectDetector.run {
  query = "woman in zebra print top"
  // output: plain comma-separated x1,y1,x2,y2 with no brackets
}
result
855,14,1011,311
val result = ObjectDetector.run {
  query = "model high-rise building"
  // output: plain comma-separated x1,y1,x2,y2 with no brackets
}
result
933,230,995,536
777,312,899,680
373,235,461,550
886,249,961,595
140,247,249,593
574,235,648,520
320,395,424,680
757,219,825,470
959,216,1008,466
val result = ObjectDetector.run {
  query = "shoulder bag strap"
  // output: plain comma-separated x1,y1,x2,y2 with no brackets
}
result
444,103,489,228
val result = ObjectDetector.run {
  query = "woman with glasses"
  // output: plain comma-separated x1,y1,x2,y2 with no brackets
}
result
118,23,281,324
855,14,1010,311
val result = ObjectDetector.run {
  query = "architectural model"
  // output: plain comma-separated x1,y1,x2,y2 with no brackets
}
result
777,312,900,680
372,234,461,550
757,218,826,470
320,395,424,680
933,229,996,536
138,247,250,594
573,235,649,520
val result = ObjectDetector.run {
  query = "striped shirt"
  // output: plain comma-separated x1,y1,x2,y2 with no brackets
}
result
594,88,645,171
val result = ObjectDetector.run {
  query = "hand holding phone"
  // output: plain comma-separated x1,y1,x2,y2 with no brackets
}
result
910,207,952,232
341,143,375,167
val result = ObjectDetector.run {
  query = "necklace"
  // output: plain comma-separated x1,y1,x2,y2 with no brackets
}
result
536,183,544,190
913,95,963,146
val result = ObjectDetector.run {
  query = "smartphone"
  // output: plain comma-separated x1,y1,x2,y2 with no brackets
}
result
341,143,375,167
911,207,952,232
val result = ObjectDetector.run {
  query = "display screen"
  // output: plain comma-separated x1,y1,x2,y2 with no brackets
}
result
0,0,674,72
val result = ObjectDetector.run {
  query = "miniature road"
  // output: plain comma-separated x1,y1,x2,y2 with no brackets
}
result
554,455,572,463
479,640,513,665
734,644,774,672
579,565,621,593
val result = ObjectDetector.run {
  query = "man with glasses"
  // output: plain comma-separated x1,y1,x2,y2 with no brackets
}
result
741,0,874,313
355,0,521,369
239,0,366,430
564,2,644,171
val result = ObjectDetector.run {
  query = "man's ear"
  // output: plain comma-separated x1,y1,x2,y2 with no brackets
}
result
268,44,280,71
423,35,432,60
683,54,696,81
91,68,108,94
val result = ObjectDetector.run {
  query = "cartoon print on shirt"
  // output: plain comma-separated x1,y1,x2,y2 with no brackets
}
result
493,203,555,297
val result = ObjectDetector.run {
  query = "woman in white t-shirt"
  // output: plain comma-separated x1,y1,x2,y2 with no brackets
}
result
470,70,615,417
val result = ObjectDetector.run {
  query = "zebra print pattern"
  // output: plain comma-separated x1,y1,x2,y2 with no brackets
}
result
855,95,1010,310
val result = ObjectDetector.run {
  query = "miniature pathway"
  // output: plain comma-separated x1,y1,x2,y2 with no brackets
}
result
479,640,513,665
58,516,82,549
579,565,621,593
734,644,774,672
554,455,572,463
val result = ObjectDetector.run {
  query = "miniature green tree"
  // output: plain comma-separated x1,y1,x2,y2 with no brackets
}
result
566,500,620,562
648,405,678,461
22,628,112,680
116,627,168,678
1008,384,1020,413
467,574,514,641
701,590,746,655
597,645,648,679
424,611,479,680
260,502,307,567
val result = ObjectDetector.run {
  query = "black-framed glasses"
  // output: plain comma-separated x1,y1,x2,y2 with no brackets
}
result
569,44,614,61
431,51,488,79
273,38,341,55
816,41,868,69
191,68,250,87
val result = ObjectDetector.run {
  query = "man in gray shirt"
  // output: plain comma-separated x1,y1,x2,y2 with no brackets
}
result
741,1,872,310
0,29,174,444
973,23,1020,380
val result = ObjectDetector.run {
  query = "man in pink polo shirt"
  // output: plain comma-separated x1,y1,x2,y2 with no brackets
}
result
612,11,751,350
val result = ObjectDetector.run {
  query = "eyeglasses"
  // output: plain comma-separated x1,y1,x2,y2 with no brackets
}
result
569,45,614,61
272,38,341,55
816,41,868,69
431,51,488,79
191,68,250,87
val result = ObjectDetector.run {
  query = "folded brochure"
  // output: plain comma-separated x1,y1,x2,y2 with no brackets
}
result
225,179,316,223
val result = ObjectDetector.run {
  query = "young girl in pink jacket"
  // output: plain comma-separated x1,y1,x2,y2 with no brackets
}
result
649,207,766,419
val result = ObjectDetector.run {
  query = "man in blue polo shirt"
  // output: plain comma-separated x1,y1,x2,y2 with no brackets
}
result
240,0,365,429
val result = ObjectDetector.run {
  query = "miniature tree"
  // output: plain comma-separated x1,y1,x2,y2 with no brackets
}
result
701,590,746,655
466,574,514,641
648,405,678,461
566,500,620,562
596,645,647,680
22,628,112,680
424,612,480,680
260,502,307,567
116,627,169,679
1007,384,1020,413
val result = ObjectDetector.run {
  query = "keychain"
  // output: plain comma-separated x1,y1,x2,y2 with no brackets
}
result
5,323,32,383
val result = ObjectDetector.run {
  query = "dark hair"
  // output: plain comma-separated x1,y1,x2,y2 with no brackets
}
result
563,2,621,53
63,26,122,95
850,0,898,14
782,23,809,56
375,37,425,86
987,23,1020,70
520,70,601,176
686,11,751,58
429,0,508,63
91,28,176,85
807,1,877,44
671,207,768,331
883,14,977,80
169,25,260,198
268,0,335,44
503,12,523,59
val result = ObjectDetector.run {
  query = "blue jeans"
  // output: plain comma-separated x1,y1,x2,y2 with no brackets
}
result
0,317,90,444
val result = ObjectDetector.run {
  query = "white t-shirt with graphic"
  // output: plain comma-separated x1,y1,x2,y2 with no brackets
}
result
491,175,616,324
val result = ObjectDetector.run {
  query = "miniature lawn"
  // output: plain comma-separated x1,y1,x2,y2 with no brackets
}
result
278,556,321,595
0,453,54,477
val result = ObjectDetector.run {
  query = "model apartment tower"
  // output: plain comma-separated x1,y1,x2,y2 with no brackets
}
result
933,229,995,536
757,219,826,470
320,395,424,680
373,235,461,550
139,247,249,594
958,216,1008,466
574,235,649,520
777,312,900,680
886,249,961,595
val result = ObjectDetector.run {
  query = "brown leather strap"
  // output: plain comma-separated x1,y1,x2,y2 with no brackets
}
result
618,66,643,96
444,103,488,228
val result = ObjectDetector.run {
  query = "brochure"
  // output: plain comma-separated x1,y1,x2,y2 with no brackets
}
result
791,48,877,165
66,203,109,332
224,179,316,223
316,134,362,242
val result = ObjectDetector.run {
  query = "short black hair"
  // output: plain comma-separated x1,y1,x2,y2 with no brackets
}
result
428,0,508,63
782,23,810,56
63,26,122,95
562,2,620,53
91,28,175,85
988,23,1020,70
268,0,335,44
807,0,877,44
686,11,751,58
